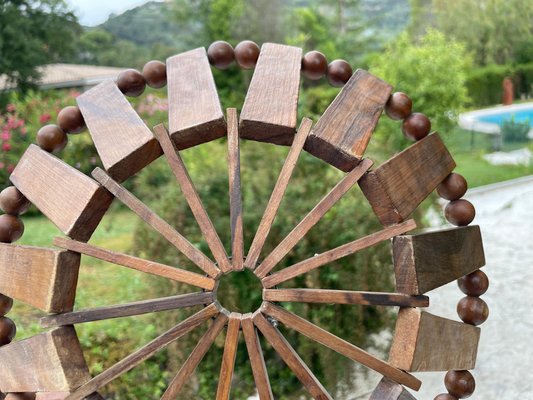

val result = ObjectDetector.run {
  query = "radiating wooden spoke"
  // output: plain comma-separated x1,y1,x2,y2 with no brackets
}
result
255,158,373,278
40,292,214,328
54,237,215,290
92,167,220,278
263,289,429,308
216,313,241,400
245,118,312,270
260,302,422,391
161,313,228,399
153,124,231,273
253,312,333,400
262,219,416,288
65,304,219,400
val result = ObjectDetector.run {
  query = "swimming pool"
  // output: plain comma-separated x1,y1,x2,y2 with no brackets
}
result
459,102,533,137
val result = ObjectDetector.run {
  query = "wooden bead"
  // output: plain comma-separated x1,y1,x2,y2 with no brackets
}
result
0,186,30,215
385,92,412,120
0,214,24,243
458,270,489,297
445,370,475,398
207,40,235,69
36,124,68,153
57,106,86,134
142,60,167,88
457,296,489,326
0,316,16,346
0,293,13,316
5,393,35,400
327,59,353,87
438,173,468,201
445,199,476,226
302,50,327,80
117,69,146,97
434,395,458,400
234,40,260,69
402,112,431,141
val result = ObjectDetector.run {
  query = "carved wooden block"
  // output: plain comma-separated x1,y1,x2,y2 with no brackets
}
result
240,43,302,144
359,133,455,226
393,225,485,294
167,47,226,149
77,80,162,182
305,69,392,171
370,377,417,400
0,243,80,313
389,308,480,372
10,145,113,241
0,327,90,392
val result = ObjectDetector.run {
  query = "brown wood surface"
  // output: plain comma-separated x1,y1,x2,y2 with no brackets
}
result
77,80,162,182
261,302,421,391
305,69,392,171
253,312,333,400
389,308,480,372
167,47,226,149
262,219,416,288
66,304,219,400
393,225,485,294
369,377,417,400
153,124,231,272
0,243,80,313
53,237,215,290
240,43,302,143
359,133,455,226
92,168,220,278
216,313,241,400
241,313,273,400
10,145,113,241
0,327,90,392
245,118,312,270
35,393,104,400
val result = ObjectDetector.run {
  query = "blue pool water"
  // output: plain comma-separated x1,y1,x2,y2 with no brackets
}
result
477,108,533,125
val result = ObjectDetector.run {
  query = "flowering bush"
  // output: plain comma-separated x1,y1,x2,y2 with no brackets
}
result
0,104,31,186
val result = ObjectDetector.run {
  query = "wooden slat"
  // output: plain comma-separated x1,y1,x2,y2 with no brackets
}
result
241,313,273,400
369,377,417,400
245,118,312,270
255,159,373,278
261,302,421,391
359,133,455,226
167,47,226,149
240,43,302,143
153,124,231,272
253,312,333,400
91,167,220,278
53,237,215,290
41,292,214,328
10,145,113,241
393,225,485,294
305,70,392,172
66,304,219,400
216,313,241,400
77,80,162,182
161,313,228,399
389,308,480,372
263,289,429,308
0,327,90,392
262,220,416,288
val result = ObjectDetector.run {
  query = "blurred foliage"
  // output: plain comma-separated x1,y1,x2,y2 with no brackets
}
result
501,117,531,143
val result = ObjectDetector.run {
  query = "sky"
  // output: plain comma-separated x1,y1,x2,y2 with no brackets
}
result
65,0,157,26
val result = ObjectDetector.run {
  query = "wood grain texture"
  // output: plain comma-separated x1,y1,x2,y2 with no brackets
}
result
245,118,312,270
92,167,220,278
241,313,273,400
253,311,333,400
389,308,480,372
66,304,219,400
216,313,241,400
0,243,80,313
262,219,416,288
153,124,231,272
255,159,373,278
359,133,455,226
261,302,421,391
240,43,302,143
41,292,214,328
167,47,226,149
53,237,215,290
393,225,485,294
369,377,417,400
305,69,392,171
77,80,162,182
10,145,113,241
0,327,90,392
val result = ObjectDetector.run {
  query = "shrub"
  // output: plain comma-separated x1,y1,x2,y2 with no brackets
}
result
501,116,530,143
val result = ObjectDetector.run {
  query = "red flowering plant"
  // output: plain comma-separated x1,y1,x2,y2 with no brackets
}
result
0,104,31,187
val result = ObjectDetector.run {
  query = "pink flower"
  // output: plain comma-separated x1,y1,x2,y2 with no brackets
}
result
0,162,4,169
2,132,10,141
39,114,51,124
20,127,27,136
6,164,15,174
6,104,15,113
2,143,11,152
17,119,24,128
